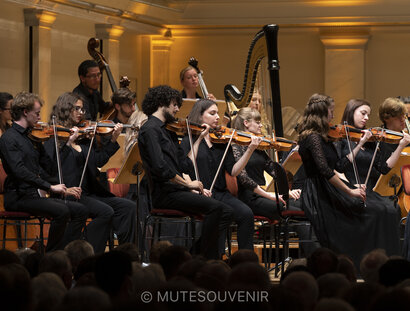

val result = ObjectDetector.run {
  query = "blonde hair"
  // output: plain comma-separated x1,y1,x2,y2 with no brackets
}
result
179,66,196,82
378,97,406,125
232,107,261,131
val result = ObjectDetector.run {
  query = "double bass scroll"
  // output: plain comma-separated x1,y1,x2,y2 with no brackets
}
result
87,38,117,94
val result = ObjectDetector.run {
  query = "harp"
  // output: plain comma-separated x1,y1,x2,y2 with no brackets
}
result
224,24,283,138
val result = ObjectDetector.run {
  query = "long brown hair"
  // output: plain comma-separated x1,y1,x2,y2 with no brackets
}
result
50,92,82,128
187,99,216,125
298,93,333,142
341,99,371,128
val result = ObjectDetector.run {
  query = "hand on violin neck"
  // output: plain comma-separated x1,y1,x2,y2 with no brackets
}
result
199,123,211,138
110,123,123,143
248,135,262,151
67,127,80,146
399,132,410,148
358,130,373,147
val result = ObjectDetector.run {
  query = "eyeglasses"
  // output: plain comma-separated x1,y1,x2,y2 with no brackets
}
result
74,106,85,113
85,72,102,79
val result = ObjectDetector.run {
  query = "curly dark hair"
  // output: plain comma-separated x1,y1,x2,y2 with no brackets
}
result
50,92,82,128
141,85,182,116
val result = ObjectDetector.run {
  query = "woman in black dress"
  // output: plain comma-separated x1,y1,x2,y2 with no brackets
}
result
339,99,408,260
231,107,301,220
181,99,261,252
298,93,370,267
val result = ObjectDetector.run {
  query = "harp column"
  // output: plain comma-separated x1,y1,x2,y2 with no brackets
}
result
95,24,124,98
151,31,174,86
320,28,370,122
24,8,56,121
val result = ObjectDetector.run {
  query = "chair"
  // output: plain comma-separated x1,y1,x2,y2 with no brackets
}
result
0,163,46,252
142,208,202,262
225,171,278,268
272,162,313,277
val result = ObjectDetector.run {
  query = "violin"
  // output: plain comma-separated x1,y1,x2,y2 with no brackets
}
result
78,120,138,136
29,123,72,142
328,124,404,144
328,124,363,142
368,127,404,144
209,126,280,150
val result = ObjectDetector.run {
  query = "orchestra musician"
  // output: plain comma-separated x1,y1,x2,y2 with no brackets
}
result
138,85,233,260
44,92,136,253
232,107,319,256
298,93,370,268
0,92,12,136
338,99,409,259
0,92,88,251
181,99,261,252
246,89,271,136
73,60,111,121
231,107,301,220
180,66,216,100
111,88,137,125
376,97,410,261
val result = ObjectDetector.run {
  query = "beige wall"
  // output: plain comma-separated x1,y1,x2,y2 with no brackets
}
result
2,1,410,130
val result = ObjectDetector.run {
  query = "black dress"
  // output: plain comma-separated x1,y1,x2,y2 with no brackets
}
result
299,133,399,267
339,139,401,256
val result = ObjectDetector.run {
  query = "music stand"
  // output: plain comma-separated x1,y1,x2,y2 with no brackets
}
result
265,147,301,192
114,142,144,253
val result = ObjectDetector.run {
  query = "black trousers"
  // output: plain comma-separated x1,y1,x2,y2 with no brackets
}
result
87,195,137,246
213,190,255,251
9,198,88,251
153,189,233,260
238,188,280,220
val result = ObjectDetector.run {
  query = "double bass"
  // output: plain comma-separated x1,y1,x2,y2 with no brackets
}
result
87,38,131,120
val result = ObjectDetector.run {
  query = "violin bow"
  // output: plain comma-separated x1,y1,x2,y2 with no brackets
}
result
52,116,64,185
210,129,236,193
343,122,365,200
52,116,66,202
79,122,98,189
364,128,384,187
186,118,200,182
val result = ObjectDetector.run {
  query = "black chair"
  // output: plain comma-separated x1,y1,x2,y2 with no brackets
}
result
142,208,202,262
0,211,46,252
272,162,313,277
